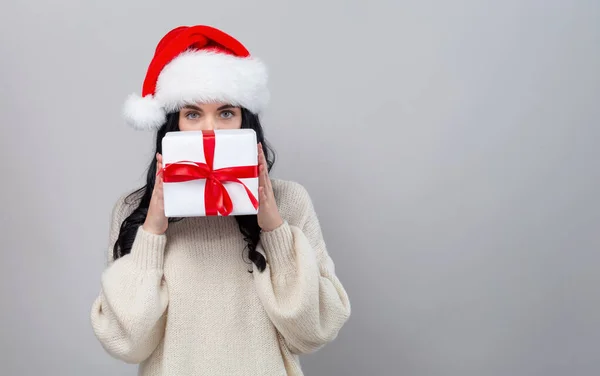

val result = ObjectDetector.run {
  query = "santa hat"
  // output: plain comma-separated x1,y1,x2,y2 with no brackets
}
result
123,25,269,130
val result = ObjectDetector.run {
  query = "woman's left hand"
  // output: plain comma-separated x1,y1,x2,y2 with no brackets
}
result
257,143,284,232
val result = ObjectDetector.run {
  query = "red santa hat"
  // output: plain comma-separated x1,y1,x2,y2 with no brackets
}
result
123,25,269,130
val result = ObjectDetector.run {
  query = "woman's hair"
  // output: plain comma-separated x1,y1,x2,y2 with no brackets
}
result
112,108,275,272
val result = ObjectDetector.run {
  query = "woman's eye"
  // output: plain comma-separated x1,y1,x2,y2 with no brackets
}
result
220,111,234,119
186,112,200,120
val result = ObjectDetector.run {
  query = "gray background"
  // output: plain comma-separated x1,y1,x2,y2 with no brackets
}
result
1,0,598,375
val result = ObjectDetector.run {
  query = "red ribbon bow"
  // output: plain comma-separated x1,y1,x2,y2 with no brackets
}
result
161,130,259,216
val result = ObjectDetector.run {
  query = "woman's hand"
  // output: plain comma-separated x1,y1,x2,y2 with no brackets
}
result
257,143,283,232
143,153,168,235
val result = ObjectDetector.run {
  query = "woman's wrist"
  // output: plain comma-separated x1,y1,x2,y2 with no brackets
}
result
143,221,166,235
260,217,284,233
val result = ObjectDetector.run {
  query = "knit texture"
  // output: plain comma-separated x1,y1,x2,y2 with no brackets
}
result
91,179,351,375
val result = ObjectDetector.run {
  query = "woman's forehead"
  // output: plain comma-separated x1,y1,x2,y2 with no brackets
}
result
182,102,237,110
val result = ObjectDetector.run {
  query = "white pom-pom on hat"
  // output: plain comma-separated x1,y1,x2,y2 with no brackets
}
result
123,94,167,131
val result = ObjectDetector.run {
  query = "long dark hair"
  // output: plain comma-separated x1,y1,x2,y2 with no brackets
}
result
113,108,275,272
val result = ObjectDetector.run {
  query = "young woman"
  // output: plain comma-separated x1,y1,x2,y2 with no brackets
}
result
90,25,351,375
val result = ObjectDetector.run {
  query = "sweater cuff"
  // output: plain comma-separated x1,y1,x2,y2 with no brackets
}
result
260,221,296,273
131,226,167,270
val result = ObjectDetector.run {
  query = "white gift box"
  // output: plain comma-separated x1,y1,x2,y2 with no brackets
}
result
161,129,259,217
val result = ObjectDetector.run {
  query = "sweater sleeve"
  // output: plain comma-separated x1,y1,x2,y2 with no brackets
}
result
252,186,351,355
90,195,169,364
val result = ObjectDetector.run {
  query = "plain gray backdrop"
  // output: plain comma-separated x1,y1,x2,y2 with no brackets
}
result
1,0,599,375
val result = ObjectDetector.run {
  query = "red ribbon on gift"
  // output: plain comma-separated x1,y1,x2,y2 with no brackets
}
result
161,130,259,216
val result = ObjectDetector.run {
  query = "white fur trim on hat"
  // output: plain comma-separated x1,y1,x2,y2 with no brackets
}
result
123,50,269,131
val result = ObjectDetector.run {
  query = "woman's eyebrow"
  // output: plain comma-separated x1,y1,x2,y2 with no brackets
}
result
182,104,202,111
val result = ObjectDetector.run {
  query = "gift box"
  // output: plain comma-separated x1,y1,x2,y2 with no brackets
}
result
161,129,259,217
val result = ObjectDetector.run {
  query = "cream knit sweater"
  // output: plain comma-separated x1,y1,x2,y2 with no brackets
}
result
90,179,351,375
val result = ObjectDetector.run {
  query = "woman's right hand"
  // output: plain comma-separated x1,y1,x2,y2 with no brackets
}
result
143,153,168,235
